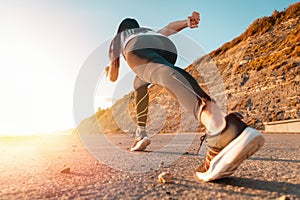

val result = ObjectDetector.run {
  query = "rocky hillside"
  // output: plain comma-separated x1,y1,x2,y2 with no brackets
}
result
78,2,300,135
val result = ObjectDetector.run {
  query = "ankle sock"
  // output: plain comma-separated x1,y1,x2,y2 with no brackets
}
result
135,126,147,140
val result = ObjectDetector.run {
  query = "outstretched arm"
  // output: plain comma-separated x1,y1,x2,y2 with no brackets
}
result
105,51,120,82
158,11,200,37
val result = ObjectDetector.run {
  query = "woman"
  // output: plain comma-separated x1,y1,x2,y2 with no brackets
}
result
105,12,265,182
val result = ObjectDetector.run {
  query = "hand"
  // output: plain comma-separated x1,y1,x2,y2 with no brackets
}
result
105,66,110,77
188,11,200,28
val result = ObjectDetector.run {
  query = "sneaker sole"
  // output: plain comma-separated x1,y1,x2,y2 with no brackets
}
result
130,137,151,151
196,127,265,182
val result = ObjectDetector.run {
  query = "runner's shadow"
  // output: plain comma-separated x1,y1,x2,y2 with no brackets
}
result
147,150,199,156
128,150,153,153
128,150,199,156
249,157,300,163
213,177,300,196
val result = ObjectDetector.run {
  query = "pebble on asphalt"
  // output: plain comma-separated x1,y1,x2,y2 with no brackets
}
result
277,195,290,200
60,167,71,173
158,172,172,183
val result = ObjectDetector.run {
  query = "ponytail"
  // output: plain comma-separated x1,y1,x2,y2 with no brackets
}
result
108,18,140,77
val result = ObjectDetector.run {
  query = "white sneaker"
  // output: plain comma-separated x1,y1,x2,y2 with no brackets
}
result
130,137,151,151
195,113,265,182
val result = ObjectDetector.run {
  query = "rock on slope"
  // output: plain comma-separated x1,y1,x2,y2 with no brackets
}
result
78,2,300,135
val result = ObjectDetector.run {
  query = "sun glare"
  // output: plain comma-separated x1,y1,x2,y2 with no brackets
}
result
0,8,80,137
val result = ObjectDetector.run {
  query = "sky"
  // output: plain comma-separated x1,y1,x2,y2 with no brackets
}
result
0,0,298,136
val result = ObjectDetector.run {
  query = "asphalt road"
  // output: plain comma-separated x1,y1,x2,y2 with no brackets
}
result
0,133,299,200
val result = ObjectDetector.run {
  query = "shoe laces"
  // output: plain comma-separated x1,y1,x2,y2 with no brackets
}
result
131,138,140,148
195,133,207,155
195,132,223,172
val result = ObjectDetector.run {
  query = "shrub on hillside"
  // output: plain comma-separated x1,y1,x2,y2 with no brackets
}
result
210,2,300,57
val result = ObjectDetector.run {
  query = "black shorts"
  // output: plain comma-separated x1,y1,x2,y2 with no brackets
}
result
125,34,178,66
